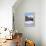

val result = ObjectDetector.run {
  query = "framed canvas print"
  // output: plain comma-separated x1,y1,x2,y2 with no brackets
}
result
24,12,35,27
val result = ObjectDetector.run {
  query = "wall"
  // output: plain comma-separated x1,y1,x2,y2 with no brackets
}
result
13,0,41,46
41,0,46,46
